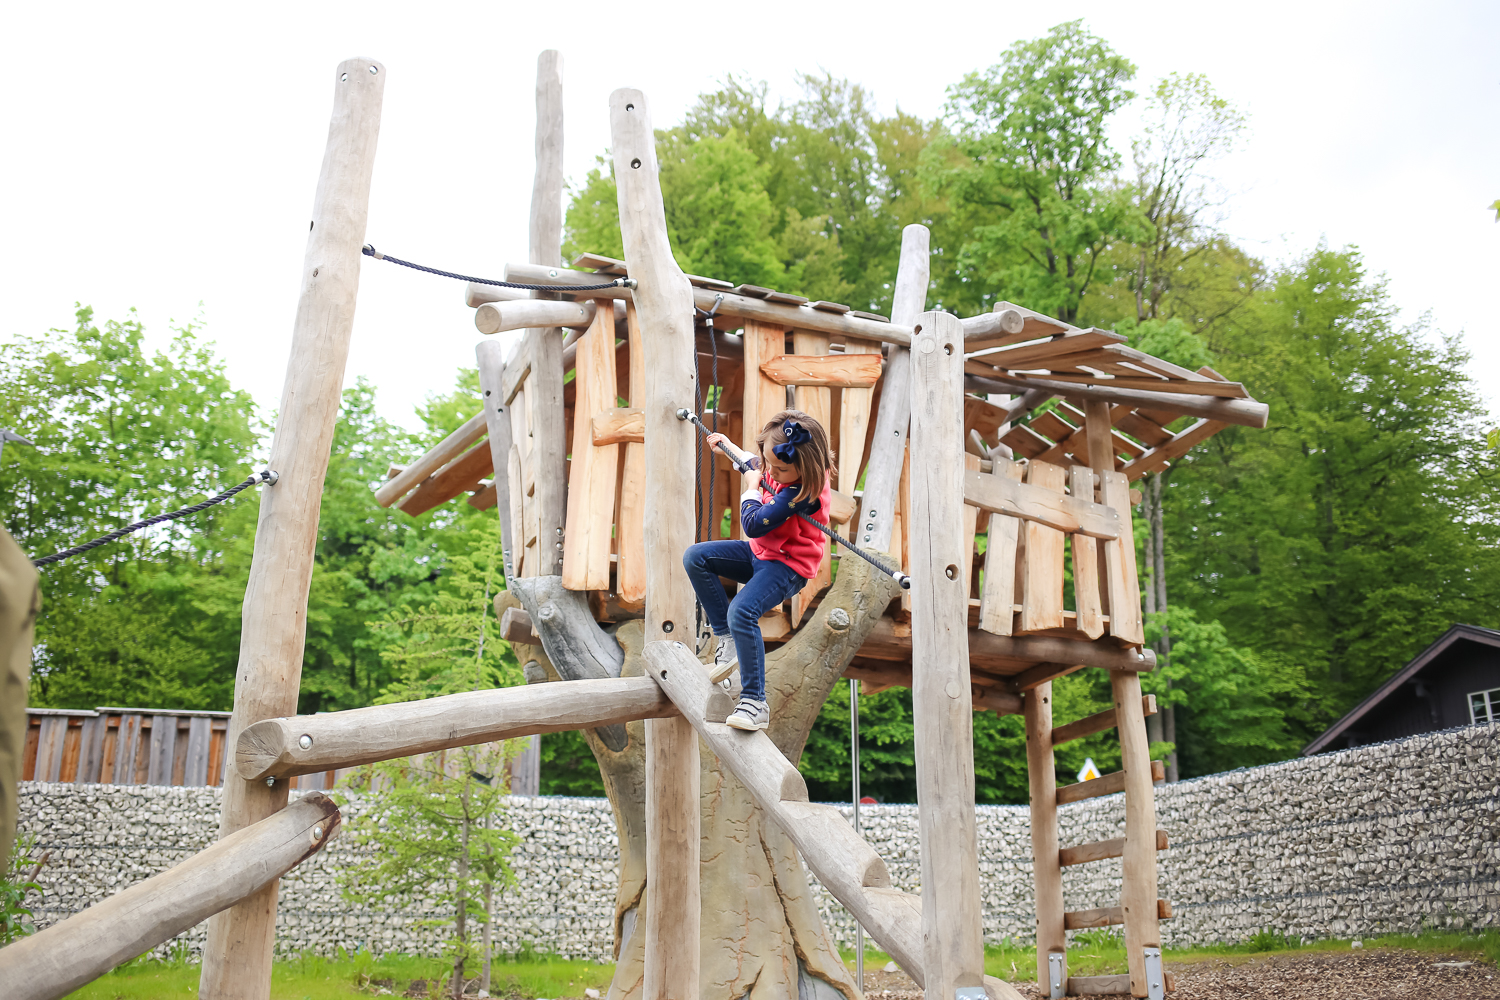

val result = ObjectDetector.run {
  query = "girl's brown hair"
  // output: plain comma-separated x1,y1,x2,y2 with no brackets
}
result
755,409,835,505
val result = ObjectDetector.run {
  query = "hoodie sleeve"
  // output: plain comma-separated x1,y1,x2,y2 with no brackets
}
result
741,483,823,538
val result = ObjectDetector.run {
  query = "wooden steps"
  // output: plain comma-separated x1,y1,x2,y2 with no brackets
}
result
1056,762,1166,804
1059,830,1168,868
1064,899,1172,930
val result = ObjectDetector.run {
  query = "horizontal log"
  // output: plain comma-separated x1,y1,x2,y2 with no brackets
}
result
1056,760,1166,804
963,467,1122,540
466,481,497,510
374,411,488,507
1059,829,1168,867
476,298,595,335
965,371,1269,429
0,793,340,1000
398,440,493,517
1051,695,1157,746
1068,973,1176,996
499,606,541,645
960,307,1025,345
236,677,678,779
963,300,1072,351
1063,899,1173,930
857,617,1155,675
593,407,644,445
1029,371,1249,399
760,353,882,388
695,287,911,346
466,281,531,308
971,685,1023,715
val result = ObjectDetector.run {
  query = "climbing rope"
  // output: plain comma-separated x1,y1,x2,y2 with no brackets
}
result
689,295,724,645
32,471,279,568
361,245,636,292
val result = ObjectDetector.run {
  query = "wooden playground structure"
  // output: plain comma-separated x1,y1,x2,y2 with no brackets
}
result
0,51,1267,1000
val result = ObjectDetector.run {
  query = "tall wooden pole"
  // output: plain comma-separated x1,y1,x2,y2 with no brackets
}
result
1024,684,1066,993
856,225,927,555
611,88,701,1000
908,311,984,999
199,57,384,999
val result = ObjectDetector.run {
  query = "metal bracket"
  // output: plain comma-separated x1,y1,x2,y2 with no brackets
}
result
1143,947,1165,1000
1047,952,1067,999
954,989,986,1000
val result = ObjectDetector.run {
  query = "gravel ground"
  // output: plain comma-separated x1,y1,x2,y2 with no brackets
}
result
854,949,1499,999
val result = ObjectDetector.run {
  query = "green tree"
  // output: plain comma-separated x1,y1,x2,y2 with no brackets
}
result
928,21,1148,321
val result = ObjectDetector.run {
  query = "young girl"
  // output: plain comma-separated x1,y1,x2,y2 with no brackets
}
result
683,409,834,731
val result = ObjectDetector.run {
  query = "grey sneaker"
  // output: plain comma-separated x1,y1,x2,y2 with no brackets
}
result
726,698,770,732
707,636,738,685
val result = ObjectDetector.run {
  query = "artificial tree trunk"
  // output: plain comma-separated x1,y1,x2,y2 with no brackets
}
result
497,555,900,1000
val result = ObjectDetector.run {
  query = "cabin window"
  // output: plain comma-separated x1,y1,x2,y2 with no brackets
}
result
1470,688,1500,724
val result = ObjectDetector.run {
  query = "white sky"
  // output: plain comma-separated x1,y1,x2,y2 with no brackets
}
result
2,0,1496,433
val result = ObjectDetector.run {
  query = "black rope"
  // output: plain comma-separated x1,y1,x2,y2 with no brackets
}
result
361,245,635,292
32,471,279,568
689,295,725,645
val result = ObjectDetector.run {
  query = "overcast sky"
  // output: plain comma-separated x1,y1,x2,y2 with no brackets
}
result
3,1,1496,434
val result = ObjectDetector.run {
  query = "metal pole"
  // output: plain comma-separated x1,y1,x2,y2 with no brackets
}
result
851,677,863,989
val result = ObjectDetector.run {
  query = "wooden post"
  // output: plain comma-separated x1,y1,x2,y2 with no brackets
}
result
475,342,515,579
611,87,701,1000
858,225,928,554
199,57,384,1000
1025,684,1066,993
908,311,984,999
526,49,567,578
6,794,340,1000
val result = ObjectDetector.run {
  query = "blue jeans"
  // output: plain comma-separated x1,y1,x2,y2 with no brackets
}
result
683,540,806,703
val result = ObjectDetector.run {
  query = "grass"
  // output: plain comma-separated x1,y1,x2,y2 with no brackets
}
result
65,928,1500,998
64,948,616,999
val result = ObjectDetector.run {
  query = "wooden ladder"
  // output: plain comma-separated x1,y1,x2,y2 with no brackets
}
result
1025,682,1173,998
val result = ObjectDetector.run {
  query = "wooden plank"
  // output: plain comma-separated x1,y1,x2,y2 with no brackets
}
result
1059,829,1168,868
741,319,787,455
1056,761,1165,804
111,714,142,785
858,226,928,555
964,369,1269,429
475,344,515,575
34,716,66,783
3,794,342,1000
617,302,648,604
396,439,493,517
237,676,680,779
1000,423,1053,459
1114,669,1163,994
1019,462,1067,633
1120,418,1228,481
908,311,985,998
762,352,881,388
1025,684,1066,988
963,468,1121,540
1068,972,1176,996
1051,695,1157,747
792,331,832,434
562,307,620,590
507,444,526,578
1068,465,1105,640
202,58,385,998
611,87,701,1000
592,406,644,445
961,455,981,596
475,297,594,336
183,717,212,787
1064,900,1173,930
1037,371,1249,399
76,716,107,784
1100,469,1145,645
973,329,1126,370
838,338,880,494
373,411,487,507
147,714,174,785
963,395,1010,447
978,459,1026,636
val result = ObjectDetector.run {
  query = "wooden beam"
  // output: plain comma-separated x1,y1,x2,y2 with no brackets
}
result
1056,760,1165,804
1119,417,1228,481
1059,829,1168,868
908,312,985,999
1025,685,1066,988
1051,695,1157,746
466,281,530,308
1069,973,1176,996
761,352,882,388
592,406,644,446
475,345,516,578
1114,669,1162,994
965,371,1269,429
611,87,700,1000
859,225,928,555
475,298,594,335
373,411,487,507
396,441,492,517
6,794,341,1000
856,618,1155,675
201,58,384,1000
1063,899,1172,930
235,677,679,779
963,467,1122,540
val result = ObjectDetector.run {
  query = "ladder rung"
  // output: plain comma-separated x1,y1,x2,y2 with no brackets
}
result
1063,898,1172,930
1059,829,1168,867
1056,760,1165,804
1050,695,1156,746
1067,972,1177,995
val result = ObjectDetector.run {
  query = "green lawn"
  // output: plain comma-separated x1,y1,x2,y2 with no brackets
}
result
65,929,1500,998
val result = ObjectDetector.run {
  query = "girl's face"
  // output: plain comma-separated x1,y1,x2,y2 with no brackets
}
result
761,449,801,485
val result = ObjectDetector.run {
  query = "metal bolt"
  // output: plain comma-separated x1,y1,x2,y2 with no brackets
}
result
556,527,564,535
298,734,313,750
265,777,275,787
313,825,324,840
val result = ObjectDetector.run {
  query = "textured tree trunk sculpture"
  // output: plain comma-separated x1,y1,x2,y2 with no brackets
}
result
498,554,899,1000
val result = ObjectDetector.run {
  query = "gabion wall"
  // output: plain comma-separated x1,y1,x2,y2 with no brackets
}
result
17,722,1497,961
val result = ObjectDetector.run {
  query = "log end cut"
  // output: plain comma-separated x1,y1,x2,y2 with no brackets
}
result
236,719,290,780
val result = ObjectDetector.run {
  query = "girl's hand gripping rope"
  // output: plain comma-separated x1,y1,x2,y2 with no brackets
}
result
675,408,911,590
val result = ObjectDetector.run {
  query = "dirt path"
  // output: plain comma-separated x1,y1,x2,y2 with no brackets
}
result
854,949,1497,1000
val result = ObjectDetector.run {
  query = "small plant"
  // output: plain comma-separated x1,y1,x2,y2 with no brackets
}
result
0,833,44,945
1243,930,1298,952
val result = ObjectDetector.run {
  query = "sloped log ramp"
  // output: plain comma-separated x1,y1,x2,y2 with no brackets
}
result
236,676,678,779
640,639,1025,1000
1,793,341,1000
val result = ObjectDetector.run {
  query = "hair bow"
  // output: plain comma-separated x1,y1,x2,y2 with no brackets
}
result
772,421,811,463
